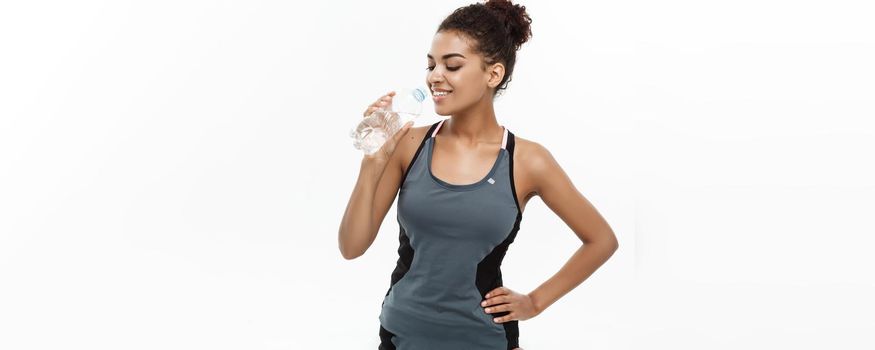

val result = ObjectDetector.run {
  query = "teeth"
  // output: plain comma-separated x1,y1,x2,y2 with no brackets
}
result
434,91,451,96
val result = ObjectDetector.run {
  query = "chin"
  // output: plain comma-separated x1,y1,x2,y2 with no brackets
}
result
434,107,453,116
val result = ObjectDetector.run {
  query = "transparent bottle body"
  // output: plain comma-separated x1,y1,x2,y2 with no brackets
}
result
350,88,427,155
349,110,419,155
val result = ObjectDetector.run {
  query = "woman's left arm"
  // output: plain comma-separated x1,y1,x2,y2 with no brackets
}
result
482,142,619,323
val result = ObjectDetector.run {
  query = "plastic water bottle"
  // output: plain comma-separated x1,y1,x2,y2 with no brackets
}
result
350,87,428,155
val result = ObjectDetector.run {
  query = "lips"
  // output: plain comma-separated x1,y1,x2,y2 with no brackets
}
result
432,90,451,102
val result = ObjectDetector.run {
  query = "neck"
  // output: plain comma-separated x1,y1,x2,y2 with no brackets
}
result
443,98,503,146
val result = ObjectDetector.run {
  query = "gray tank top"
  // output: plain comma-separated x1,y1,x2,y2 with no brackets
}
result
378,118,523,349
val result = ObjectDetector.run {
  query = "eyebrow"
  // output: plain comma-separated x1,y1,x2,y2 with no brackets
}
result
427,53,466,60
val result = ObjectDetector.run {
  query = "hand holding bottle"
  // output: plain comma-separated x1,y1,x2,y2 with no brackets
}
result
363,91,396,118
359,91,414,165
350,87,427,156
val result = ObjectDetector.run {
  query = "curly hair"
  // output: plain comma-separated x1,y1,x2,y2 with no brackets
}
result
437,0,533,98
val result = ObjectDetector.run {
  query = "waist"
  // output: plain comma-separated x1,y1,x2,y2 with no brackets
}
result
380,299,504,334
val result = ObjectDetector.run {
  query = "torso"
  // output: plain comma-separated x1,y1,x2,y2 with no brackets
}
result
397,123,537,214
379,119,524,348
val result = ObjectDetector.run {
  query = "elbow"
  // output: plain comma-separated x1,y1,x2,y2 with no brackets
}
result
582,230,619,252
337,224,375,260
339,242,364,260
339,243,357,260
338,226,361,260
341,249,363,260
607,233,619,252
593,230,619,253
589,239,618,253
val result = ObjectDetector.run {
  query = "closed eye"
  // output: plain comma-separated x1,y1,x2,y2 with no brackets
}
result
426,66,460,71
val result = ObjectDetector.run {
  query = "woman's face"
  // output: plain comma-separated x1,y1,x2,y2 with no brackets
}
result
425,31,495,116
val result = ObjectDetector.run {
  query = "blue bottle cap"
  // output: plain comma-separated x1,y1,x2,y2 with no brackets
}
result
411,87,427,102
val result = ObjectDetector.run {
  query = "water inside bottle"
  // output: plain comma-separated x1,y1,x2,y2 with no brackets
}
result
351,87,427,155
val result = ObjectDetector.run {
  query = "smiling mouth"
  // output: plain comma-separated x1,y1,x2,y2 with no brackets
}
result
432,91,452,97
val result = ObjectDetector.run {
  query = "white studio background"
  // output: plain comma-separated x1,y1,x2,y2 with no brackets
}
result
1,0,873,349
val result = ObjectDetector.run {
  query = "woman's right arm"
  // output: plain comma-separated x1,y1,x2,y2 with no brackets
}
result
338,91,412,260
337,154,401,260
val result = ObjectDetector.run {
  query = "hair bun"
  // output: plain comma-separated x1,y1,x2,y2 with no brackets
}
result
484,0,533,50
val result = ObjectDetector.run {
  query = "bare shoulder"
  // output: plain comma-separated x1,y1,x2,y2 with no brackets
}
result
397,124,433,174
513,134,557,173
404,124,433,145
511,134,562,197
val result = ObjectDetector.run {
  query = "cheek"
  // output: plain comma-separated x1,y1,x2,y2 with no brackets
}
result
453,73,485,95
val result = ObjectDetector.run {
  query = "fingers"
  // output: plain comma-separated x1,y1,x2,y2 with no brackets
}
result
389,121,413,146
377,120,413,157
375,94,393,108
481,287,523,324
363,106,378,117
481,294,510,307
483,302,512,314
373,92,395,108
390,121,414,142
485,286,510,299
493,312,516,323
362,91,396,117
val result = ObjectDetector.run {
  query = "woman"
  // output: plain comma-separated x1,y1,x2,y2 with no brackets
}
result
338,1,619,349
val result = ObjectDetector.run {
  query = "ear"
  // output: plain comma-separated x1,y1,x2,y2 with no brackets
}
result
486,62,505,89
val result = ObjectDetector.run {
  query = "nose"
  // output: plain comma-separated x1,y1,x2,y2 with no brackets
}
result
427,67,444,86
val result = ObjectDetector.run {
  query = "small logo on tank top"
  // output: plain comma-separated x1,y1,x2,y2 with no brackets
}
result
487,178,495,184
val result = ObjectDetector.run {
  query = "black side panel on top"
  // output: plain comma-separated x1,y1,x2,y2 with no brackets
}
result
384,121,440,299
